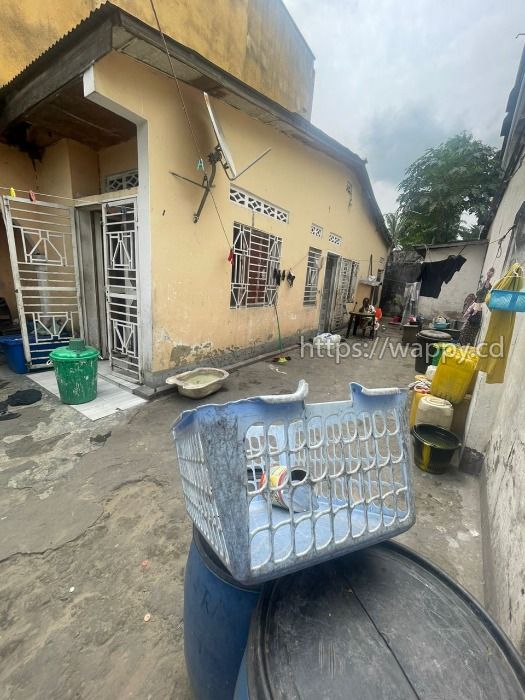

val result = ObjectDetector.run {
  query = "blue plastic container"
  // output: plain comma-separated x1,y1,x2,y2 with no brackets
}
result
184,528,262,700
488,289,525,312
0,335,28,374
234,542,525,700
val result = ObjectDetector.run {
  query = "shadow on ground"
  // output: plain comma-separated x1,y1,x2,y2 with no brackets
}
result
0,328,482,699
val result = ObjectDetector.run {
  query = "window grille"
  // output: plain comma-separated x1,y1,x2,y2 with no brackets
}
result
229,185,289,224
230,223,282,308
105,170,139,192
329,232,342,246
311,223,323,239
303,247,322,306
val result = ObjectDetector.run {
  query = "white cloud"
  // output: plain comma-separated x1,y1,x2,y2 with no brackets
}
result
285,0,525,208
371,179,398,214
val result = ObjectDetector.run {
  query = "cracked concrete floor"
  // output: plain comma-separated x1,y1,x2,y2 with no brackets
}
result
0,328,483,699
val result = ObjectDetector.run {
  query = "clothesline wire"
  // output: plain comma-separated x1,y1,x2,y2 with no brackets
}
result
0,185,100,203
148,0,231,250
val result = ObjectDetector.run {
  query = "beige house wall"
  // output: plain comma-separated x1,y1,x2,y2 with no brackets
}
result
67,140,100,198
88,51,388,376
98,138,138,192
0,0,314,118
463,158,525,654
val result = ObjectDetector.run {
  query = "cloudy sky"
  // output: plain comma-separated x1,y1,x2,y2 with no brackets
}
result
284,0,525,213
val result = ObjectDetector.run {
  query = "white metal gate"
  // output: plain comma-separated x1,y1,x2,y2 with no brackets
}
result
1,196,83,368
320,257,359,331
102,198,141,382
331,257,354,329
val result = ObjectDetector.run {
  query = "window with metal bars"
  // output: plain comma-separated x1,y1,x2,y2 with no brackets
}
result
104,170,139,192
230,223,282,308
303,247,322,305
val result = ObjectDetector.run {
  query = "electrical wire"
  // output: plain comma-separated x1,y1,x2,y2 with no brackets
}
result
148,0,231,249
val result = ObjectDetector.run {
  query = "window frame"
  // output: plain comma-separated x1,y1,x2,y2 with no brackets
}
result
230,222,282,309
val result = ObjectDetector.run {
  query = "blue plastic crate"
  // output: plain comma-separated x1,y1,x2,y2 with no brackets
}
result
172,381,415,584
488,289,525,313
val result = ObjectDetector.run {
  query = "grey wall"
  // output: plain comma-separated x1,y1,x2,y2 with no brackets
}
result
381,250,422,316
417,244,487,320
464,159,525,654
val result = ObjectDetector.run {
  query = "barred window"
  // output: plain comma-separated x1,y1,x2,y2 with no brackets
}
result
229,185,289,224
303,247,322,306
104,170,139,192
230,223,282,308
311,223,323,239
328,232,342,246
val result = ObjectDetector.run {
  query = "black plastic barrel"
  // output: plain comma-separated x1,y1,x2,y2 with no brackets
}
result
235,542,525,700
184,527,262,700
414,329,452,373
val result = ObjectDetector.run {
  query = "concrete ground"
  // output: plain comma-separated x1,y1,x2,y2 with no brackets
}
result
0,327,482,699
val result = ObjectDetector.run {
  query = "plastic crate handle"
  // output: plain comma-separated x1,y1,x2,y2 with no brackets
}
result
258,379,309,403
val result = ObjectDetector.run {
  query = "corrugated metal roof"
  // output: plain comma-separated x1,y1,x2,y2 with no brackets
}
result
1,3,115,90
0,3,389,243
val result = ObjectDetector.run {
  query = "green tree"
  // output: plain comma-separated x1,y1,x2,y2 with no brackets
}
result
397,132,501,246
384,210,406,247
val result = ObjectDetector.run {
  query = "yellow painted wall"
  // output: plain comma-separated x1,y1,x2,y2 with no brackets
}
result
98,137,138,191
34,140,74,198
91,52,387,375
0,144,39,318
0,0,314,118
67,140,100,198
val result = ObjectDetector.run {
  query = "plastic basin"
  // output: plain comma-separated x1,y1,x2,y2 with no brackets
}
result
166,367,229,398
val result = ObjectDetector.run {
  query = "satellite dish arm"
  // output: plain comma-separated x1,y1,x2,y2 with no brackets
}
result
223,147,272,181
193,157,217,223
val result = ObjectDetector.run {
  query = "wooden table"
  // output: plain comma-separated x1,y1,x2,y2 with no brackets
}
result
346,311,375,339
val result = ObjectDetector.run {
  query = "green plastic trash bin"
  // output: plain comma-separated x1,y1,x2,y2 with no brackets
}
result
49,339,99,405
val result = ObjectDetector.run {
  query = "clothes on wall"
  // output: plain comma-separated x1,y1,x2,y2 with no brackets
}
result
418,255,467,298
478,263,524,384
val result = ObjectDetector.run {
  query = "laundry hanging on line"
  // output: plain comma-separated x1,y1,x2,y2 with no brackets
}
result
418,255,467,298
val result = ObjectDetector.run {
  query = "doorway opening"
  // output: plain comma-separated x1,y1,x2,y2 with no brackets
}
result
76,197,141,384
318,253,359,332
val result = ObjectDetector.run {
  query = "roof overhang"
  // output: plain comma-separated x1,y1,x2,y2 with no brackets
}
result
413,239,488,257
0,3,390,243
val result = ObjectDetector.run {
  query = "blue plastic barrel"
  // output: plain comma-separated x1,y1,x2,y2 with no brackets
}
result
0,335,27,373
184,527,262,700
235,541,525,699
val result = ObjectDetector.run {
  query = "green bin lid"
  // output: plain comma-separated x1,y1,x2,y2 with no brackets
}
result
49,339,99,360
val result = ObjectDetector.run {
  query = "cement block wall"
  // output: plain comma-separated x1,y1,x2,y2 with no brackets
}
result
464,158,525,654
417,243,487,320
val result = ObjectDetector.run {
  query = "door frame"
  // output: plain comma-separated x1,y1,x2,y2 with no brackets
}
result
318,252,339,332
75,192,142,383
102,197,141,383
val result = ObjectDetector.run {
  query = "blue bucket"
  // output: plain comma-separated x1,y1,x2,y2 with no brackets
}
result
0,335,28,374
184,528,262,700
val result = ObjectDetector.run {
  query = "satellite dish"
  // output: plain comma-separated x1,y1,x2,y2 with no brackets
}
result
204,93,238,179
169,93,272,223
203,93,271,181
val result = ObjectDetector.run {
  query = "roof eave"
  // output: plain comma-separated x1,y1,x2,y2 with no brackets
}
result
0,3,389,244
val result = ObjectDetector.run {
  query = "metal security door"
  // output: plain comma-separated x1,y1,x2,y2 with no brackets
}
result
330,257,353,329
318,253,338,332
102,198,141,382
1,196,83,368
